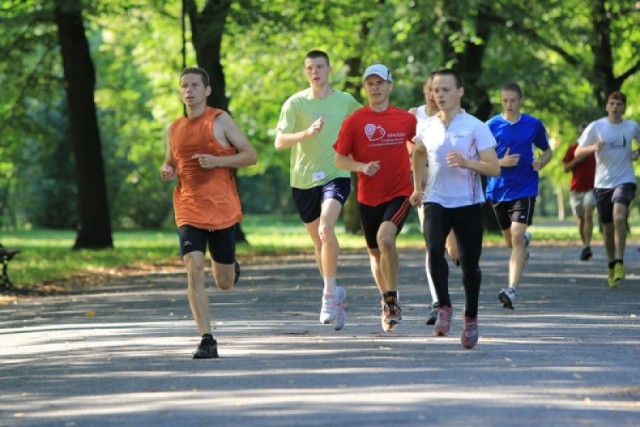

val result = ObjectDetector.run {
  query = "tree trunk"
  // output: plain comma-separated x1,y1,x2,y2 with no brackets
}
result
439,5,500,232
590,0,617,106
185,0,231,112
54,0,113,250
341,17,371,235
185,0,250,244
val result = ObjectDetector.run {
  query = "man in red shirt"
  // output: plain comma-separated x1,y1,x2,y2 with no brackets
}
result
563,122,596,261
334,64,417,332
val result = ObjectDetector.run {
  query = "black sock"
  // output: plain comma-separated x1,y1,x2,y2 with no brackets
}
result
615,259,623,266
383,291,397,304
608,261,616,269
202,333,214,341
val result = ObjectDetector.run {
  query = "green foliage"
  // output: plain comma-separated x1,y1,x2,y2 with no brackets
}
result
1,215,597,288
1,0,639,232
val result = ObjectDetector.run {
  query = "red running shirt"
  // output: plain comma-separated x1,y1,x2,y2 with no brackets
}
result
333,105,417,206
562,143,596,192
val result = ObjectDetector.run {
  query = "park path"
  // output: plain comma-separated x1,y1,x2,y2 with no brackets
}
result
1,243,639,427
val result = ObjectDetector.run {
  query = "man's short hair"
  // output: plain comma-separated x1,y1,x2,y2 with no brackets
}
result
181,67,210,87
305,50,330,66
433,69,464,88
501,82,523,98
423,71,437,84
607,91,627,105
578,121,589,133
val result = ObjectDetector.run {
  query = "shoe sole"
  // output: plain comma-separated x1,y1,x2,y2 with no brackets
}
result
335,288,347,330
334,307,346,331
498,292,514,309
608,278,619,288
193,351,219,359
580,253,593,261
382,319,401,332
193,346,219,359
320,310,335,324
433,323,450,336
234,260,241,284
461,335,478,349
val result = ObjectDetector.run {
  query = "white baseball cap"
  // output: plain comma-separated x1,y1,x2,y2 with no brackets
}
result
362,64,392,82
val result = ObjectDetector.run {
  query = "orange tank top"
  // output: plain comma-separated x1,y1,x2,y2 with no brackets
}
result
170,107,242,230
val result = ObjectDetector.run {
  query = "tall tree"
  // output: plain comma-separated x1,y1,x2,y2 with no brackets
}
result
184,0,231,111
54,0,113,249
184,0,250,242
480,0,640,108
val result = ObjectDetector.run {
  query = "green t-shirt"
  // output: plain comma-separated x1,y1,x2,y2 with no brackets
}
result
276,88,361,189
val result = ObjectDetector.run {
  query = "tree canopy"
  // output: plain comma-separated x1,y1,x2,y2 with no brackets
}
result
1,0,639,235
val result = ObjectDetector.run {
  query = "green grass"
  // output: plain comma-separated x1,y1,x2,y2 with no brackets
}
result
1,215,595,288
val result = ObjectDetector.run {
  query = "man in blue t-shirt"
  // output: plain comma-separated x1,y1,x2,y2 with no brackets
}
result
486,82,552,310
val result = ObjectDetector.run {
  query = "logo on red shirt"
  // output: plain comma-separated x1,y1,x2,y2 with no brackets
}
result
364,123,386,141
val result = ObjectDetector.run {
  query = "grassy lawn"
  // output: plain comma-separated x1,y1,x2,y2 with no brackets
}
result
1,214,594,289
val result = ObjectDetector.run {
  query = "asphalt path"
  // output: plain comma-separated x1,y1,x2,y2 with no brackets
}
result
1,242,639,426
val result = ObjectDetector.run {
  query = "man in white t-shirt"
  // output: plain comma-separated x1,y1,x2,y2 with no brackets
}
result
409,72,459,326
410,69,499,349
575,91,640,288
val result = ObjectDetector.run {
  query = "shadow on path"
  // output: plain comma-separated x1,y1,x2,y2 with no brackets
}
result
1,245,639,426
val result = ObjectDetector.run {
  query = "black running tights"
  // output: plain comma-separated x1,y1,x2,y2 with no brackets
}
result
423,203,483,318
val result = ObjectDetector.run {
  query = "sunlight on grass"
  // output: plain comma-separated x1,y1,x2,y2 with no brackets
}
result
0,215,599,288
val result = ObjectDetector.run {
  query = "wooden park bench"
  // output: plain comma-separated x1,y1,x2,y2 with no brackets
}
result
0,243,21,294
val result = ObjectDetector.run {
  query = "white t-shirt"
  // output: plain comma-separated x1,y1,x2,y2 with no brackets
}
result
578,117,640,189
413,104,433,137
412,105,436,178
413,110,497,208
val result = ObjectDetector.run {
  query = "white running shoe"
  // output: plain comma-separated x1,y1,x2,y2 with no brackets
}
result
320,294,336,324
498,287,517,309
319,286,346,327
333,286,346,330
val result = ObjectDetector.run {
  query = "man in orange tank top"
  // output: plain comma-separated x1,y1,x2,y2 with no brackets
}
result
161,67,257,359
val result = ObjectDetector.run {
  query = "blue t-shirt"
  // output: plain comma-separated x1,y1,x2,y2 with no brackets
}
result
485,113,549,202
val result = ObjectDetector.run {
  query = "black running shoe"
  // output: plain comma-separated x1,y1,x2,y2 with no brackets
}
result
426,302,439,325
234,260,241,284
580,246,592,261
193,334,219,359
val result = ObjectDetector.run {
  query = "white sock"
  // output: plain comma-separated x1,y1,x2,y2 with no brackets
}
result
425,251,439,304
323,276,336,296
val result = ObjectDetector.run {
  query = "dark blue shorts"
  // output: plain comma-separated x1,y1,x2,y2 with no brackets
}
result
291,177,351,223
178,224,236,264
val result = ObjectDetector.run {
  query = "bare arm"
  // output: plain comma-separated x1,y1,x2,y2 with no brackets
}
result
334,152,380,176
409,143,427,207
446,147,500,177
193,112,257,170
533,147,553,171
575,142,602,160
160,126,177,181
498,147,520,167
274,117,325,151
563,157,579,173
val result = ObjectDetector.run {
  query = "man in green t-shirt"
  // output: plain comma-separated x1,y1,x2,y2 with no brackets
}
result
275,50,361,331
